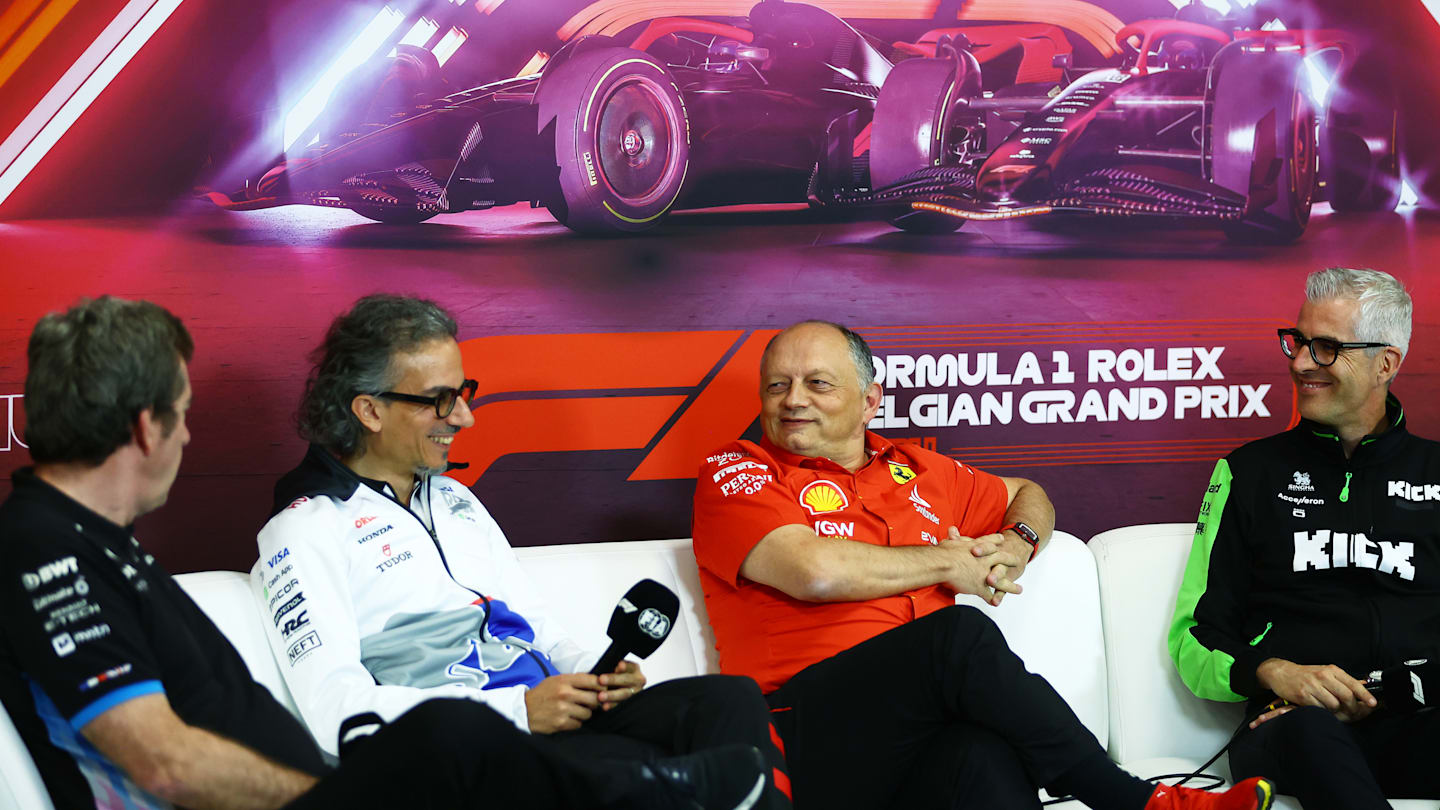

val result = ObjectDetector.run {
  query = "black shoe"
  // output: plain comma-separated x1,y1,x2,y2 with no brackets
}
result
636,744,767,810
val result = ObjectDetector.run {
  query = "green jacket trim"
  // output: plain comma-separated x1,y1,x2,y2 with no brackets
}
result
1168,459,1246,702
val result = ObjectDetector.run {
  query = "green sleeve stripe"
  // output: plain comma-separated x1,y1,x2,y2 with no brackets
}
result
1167,459,1246,702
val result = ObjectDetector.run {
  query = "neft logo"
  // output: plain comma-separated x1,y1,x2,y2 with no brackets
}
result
1389,481,1440,502
287,631,322,664
21,556,78,591
266,548,290,569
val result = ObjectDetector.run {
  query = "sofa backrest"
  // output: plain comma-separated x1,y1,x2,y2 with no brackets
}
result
0,532,1111,808
1089,524,1247,769
957,530,1107,745
177,570,302,715
514,538,720,682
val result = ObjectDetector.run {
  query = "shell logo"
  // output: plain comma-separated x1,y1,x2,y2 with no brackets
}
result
799,480,849,515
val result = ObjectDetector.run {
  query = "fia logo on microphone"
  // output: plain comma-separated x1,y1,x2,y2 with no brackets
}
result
638,608,670,640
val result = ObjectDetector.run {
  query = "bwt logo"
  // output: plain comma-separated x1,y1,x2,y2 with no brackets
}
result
2,394,26,452
21,557,78,591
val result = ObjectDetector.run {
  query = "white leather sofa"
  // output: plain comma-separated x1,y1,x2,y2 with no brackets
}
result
0,527,1431,809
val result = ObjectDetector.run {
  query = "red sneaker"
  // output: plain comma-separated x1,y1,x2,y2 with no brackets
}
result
1144,777,1275,810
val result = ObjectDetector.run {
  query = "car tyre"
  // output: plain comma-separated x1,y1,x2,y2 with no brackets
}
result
871,54,979,234
535,48,690,235
1209,44,1317,243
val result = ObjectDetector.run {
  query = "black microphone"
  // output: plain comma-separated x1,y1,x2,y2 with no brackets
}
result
1364,658,1438,712
589,579,680,675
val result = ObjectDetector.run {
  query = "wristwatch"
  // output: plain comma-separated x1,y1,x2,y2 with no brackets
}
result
1000,522,1041,561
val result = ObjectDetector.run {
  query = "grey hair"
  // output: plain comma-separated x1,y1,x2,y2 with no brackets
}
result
767,320,876,387
298,294,458,458
1305,268,1411,357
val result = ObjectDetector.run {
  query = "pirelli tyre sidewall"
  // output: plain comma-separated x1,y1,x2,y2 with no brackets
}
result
871,56,971,234
537,48,690,235
1209,44,1317,243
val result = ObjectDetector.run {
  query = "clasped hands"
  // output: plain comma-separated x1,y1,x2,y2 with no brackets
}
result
523,660,647,734
938,526,1030,607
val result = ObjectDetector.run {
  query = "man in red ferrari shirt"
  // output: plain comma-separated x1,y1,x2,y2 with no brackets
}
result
692,320,1274,810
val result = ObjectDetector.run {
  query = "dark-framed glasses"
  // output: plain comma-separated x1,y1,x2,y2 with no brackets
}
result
374,379,478,418
1277,329,1389,367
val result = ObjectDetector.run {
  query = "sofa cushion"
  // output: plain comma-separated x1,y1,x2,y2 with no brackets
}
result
957,530,1108,746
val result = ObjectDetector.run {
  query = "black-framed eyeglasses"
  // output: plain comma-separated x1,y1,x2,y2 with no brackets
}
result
374,379,478,418
1278,329,1390,367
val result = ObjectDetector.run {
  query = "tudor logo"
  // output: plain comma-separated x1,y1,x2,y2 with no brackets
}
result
1289,472,1314,492
800,480,849,515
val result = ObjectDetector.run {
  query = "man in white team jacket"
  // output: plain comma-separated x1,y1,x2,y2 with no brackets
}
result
252,294,787,810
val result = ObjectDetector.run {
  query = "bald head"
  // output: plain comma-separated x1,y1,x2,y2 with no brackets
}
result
763,320,875,389
759,321,881,470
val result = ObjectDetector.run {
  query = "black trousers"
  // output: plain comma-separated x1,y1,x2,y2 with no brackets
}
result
287,674,788,809
1229,704,1440,810
764,606,1104,810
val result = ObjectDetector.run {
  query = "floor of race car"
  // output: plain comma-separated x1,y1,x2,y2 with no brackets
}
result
1,201,1437,572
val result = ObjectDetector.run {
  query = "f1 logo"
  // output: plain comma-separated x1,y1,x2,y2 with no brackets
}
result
450,330,778,485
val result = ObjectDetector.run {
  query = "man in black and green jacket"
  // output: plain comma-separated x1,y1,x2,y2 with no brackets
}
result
1169,268,1440,809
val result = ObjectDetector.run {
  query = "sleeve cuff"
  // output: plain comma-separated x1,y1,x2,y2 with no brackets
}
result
69,680,165,730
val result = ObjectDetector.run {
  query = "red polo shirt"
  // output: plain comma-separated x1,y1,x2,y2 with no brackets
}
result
692,432,1009,692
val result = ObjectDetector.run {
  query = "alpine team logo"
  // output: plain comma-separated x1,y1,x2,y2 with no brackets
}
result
1289,472,1315,492
800,480,849,515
